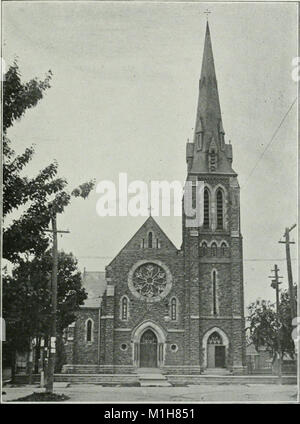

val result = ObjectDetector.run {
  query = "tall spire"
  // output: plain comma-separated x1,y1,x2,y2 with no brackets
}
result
194,21,222,138
187,22,235,175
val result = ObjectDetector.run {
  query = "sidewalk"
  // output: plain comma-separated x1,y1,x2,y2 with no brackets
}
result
2,383,298,403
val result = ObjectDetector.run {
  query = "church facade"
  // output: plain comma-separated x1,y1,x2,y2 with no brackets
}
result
64,23,246,375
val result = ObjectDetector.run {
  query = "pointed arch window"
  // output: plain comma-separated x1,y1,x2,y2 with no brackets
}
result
212,271,217,315
86,319,93,343
121,296,129,321
148,232,153,248
201,241,208,256
211,242,217,257
221,242,227,256
203,188,210,229
216,189,224,230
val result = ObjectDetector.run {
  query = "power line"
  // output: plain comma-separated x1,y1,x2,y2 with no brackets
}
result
244,258,297,262
76,255,297,262
243,97,297,188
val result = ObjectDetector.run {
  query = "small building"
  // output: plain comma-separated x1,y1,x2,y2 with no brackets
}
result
246,342,273,374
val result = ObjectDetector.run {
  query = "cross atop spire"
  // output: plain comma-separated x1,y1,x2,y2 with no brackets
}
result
204,9,211,21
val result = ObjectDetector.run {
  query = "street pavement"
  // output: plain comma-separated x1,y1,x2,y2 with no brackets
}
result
1,383,298,403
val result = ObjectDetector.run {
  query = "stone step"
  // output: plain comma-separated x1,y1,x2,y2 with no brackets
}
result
62,365,136,374
140,379,172,387
203,368,231,376
55,374,140,385
138,371,172,387
137,368,160,373
138,374,167,380
169,375,297,385
13,373,297,386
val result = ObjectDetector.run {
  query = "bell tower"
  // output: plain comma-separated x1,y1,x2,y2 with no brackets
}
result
183,22,246,374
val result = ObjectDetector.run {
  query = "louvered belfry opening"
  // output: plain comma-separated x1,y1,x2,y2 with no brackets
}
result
203,188,210,228
216,189,224,229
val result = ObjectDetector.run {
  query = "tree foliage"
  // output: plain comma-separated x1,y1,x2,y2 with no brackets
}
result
2,63,95,374
247,288,297,360
3,62,94,262
3,61,52,133
3,251,87,354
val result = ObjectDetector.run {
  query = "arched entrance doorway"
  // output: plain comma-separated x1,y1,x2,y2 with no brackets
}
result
207,332,226,368
131,320,166,368
140,329,158,368
202,327,229,369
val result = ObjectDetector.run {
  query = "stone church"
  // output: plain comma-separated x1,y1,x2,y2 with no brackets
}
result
63,22,246,375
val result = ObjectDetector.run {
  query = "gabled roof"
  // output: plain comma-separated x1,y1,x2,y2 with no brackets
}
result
107,216,178,267
81,271,106,308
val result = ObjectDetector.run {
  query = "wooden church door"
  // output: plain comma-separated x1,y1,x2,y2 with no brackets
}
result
215,346,226,368
140,329,158,368
207,344,215,368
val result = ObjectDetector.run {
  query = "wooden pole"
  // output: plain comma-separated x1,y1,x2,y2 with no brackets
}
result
45,215,58,393
274,265,282,384
279,225,297,318
284,227,296,318
40,338,45,388
270,264,283,384
44,216,69,393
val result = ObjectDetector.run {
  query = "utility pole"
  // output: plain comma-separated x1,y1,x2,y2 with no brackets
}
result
279,224,297,318
269,264,283,384
44,214,69,393
40,338,45,388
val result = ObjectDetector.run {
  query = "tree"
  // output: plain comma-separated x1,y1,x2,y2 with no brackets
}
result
3,251,88,376
2,63,95,376
3,62,63,262
247,288,297,361
3,62,94,262
3,61,52,133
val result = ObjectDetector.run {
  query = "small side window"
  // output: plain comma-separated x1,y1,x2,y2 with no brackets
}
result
86,319,93,342
148,232,153,248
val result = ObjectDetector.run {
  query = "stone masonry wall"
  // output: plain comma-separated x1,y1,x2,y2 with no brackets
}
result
72,308,100,365
100,217,186,368
182,174,245,370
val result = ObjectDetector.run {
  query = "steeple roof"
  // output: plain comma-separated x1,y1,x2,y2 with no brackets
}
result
194,22,222,136
189,22,236,175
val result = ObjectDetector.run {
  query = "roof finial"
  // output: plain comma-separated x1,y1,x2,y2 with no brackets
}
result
204,8,211,22
148,202,152,217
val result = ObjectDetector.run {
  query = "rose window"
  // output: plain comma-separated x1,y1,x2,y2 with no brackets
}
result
128,260,172,302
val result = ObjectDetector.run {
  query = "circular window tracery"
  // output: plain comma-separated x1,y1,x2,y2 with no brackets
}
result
128,260,172,302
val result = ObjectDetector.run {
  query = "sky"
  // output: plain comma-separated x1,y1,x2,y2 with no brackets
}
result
2,1,298,311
